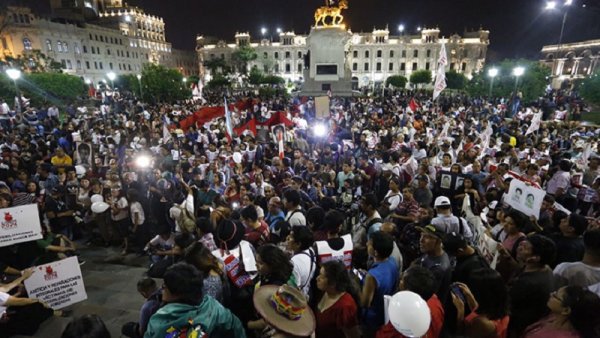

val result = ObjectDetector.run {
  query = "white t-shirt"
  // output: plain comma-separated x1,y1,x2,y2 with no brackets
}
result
286,208,306,227
130,201,145,226
111,197,129,221
291,249,316,300
553,262,600,287
0,291,9,316
383,191,403,211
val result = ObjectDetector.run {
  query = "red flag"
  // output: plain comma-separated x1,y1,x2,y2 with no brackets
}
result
234,118,257,137
409,98,419,112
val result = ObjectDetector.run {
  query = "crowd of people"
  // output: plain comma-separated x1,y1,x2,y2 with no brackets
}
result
0,86,600,338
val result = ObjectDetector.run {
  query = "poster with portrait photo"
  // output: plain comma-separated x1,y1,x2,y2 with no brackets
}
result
271,124,287,144
440,173,453,190
455,176,465,190
74,143,92,168
506,179,545,218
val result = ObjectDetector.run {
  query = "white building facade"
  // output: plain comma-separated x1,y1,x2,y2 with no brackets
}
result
540,39,600,89
197,27,489,88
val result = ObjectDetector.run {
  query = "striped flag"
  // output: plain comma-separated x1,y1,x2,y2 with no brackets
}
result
224,97,234,141
433,44,448,101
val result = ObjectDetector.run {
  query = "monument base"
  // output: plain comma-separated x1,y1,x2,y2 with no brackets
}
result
300,26,354,97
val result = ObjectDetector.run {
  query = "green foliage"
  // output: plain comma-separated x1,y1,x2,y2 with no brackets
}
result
580,72,600,107
231,46,258,74
445,70,468,90
2,50,62,73
410,70,432,88
140,64,191,103
248,66,264,86
206,74,231,89
261,75,285,85
258,87,289,99
466,59,551,102
0,72,85,106
115,74,139,93
386,75,408,88
203,57,229,75
187,75,200,85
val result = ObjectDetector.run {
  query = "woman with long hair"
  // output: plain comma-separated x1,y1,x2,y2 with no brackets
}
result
184,241,227,303
254,244,293,288
524,285,600,338
314,260,360,338
451,268,510,338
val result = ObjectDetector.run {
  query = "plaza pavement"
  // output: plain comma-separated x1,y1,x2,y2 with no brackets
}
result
13,245,151,338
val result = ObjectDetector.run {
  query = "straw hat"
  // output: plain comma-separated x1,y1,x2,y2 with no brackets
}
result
253,284,316,337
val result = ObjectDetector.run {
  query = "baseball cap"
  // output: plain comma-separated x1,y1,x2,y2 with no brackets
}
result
434,196,451,207
416,224,445,240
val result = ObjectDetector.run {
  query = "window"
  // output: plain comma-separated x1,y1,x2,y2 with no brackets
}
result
285,51,290,59
90,46,94,54
389,62,394,71
22,38,32,50
401,50,406,58
66,60,72,69
83,45,87,53
118,64,122,70
89,33,93,40
412,62,417,70
413,50,418,58
285,64,291,73
128,64,131,70
63,42,68,52
462,62,467,71
365,51,369,58
450,63,456,70
353,63,358,71
426,62,430,70
46,39,52,51
298,63,303,72
390,50,394,58
61,59,66,68
353,50,358,58
100,36,104,42
377,50,382,58
298,51,302,58
126,51,130,58
263,65,269,72
107,48,111,55
109,62,113,70
94,34,98,41
99,62,103,70
74,43,80,54
426,49,431,58
76,60,81,69
57,41,63,52
274,64,279,72
400,63,405,71
263,52,268,59
364,63,369,71
85,61,90,69
376,62,382,71
274,52,279,59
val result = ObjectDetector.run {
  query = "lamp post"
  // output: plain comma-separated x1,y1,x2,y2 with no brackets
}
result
545,0,573,78
136,74,143,99
513,66,525,93
398,24,405,35
5,68,22,113
488,68,498,98
261,27,267,37
106,72,116,89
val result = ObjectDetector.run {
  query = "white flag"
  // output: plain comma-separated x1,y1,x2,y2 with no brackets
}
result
163,122,172,143
480,123,494,149
525,111,542,136
433,44,448,101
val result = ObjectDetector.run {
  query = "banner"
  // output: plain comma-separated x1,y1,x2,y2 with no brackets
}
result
0,204,43,247
24,256,87,310
462,196,499,269
505,179,545,218
433,44,448,101
315,96,330,119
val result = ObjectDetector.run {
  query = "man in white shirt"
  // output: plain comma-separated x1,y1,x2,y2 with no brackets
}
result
431,196,473,240
283,189,306,226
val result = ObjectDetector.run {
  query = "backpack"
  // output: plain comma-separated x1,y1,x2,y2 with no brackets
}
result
177,205,196,233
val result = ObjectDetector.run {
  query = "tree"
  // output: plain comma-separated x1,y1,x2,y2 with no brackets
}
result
386,75,408,89
203,57,228,76
2,50,62,73
140,63,191,103
231,45,257,74
580,72,600,108
0,72,86,107
445,70,468,90
410,70,432,89
466,59,551,102
206,74,231,90
261,75,285,86
248,66,264,86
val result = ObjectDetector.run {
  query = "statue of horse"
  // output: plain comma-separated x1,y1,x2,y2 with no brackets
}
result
314,0,348,27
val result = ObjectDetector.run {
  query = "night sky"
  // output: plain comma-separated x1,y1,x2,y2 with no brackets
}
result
14,0,600,61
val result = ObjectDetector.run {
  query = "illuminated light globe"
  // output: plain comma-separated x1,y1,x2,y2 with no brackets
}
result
313,123,328,138
5,68,21,80
135,155,151,168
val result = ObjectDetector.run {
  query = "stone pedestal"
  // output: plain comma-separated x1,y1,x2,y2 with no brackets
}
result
301,26,354,97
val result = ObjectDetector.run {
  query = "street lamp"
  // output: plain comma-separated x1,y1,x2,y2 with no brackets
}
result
183,77,187,83
398,24,405,34
136,74,143,99
276,27,282,34
106,72,116,88
5,68,22,113
545,0,573,77
488,68,498,97
513,66,525,93
261,27,267,36
416,26,422,32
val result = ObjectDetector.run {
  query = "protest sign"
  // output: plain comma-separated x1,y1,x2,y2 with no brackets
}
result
24,256,87,310
0,204,43,247
505,179,545,218
462,196,499,269
437,171,465,194
315,96,330,119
